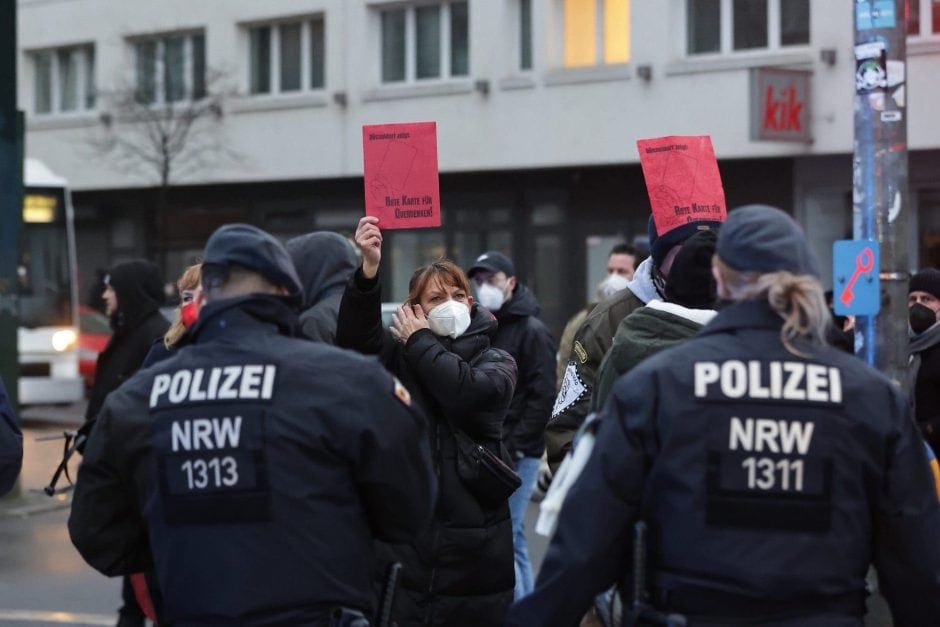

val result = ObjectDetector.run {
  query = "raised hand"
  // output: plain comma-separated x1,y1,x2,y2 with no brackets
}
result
355,216,383,279
390,304,429,344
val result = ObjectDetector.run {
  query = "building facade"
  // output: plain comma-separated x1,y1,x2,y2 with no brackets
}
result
17,0,940,334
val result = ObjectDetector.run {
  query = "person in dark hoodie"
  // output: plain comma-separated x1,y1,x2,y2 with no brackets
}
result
286,231,359,343
338,216,517,626
0,375,22,497
81,259,169,627
468,251,557,601
85,260,170,430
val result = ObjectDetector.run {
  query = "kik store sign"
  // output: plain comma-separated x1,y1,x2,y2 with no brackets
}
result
750,68,812,143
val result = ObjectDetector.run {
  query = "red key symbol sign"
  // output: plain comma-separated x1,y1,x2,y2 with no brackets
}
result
839,247,875,307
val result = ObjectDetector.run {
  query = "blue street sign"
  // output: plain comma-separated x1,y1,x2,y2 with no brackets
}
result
833,240,881,316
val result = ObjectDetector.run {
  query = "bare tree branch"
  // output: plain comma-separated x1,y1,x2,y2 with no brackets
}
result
85,68,241,191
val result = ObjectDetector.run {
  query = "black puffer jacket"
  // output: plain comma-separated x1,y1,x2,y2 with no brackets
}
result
85,260,169,424
490,284,556,458
286,232,358,344
337,270,517,627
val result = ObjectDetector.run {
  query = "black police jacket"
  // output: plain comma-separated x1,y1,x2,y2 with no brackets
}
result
509,300,940,627
0,376,22,497
69,295,436,626
337,271,517,627
491,284,557,459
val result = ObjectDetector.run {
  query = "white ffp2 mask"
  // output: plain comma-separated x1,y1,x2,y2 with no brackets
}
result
597,273,630,300
476,282,506,312
427,300,472,339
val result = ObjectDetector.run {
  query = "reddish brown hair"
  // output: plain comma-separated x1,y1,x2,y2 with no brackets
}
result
407,259,472,305
164,263,202,349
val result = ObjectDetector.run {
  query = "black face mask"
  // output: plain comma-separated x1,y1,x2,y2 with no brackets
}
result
909,303,938,334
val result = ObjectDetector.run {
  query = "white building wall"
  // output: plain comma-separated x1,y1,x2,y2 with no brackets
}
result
17,0,940,191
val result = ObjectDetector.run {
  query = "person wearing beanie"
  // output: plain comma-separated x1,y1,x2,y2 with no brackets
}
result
546,214,722,472
592,230,719,411
70,223,436,626
509,205,940,627
908,267,940,455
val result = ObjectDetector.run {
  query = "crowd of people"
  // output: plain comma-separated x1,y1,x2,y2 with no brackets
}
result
2,203,940,626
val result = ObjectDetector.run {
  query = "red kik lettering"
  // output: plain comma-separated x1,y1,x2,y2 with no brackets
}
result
785,85,803,131
763,86,780,131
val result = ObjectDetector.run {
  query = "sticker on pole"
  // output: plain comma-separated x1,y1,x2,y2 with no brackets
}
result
855,42,887,94
833,240,880,316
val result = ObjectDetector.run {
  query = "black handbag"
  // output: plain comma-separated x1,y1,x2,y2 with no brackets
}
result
451,427,522,506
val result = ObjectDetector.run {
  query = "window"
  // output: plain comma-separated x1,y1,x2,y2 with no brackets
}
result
379,1,469,83
133,32,206,104
907,0,940,36
562,0,631,67
686,0,809,56
31,45,95,114
520,0,533,70
248,18,325,95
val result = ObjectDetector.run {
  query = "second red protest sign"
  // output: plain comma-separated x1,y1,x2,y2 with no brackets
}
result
636,135,727,237
362,121,441,230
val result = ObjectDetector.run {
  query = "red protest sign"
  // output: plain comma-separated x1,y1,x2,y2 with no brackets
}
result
362,121,441,229
636,135,727,236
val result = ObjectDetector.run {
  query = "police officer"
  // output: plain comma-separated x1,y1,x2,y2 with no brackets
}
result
69,224,437,626
508,205,940,626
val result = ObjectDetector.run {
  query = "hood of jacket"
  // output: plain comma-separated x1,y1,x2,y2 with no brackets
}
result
285,232,358,310
607,303,709,376
645,299,717,327
107,260,164,331
496,283,540,321
625,256,658,305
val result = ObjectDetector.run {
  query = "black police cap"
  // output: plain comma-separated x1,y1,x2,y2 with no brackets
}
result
716,205,820,278
202,224,304,305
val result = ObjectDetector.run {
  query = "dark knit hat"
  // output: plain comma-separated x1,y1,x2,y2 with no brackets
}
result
648,215,723,269
716,205,820,277
664,230,718,309
468,251,516,278
203,223,304,306
910,268,940,299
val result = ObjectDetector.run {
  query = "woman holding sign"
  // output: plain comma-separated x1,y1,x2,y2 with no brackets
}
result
337,216,517,626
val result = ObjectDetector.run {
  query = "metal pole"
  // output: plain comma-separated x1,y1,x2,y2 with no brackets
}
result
852,0,910,384
0,0,22,410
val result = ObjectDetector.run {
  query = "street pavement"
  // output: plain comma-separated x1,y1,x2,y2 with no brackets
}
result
0,403,894,626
